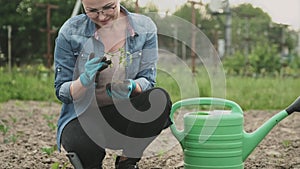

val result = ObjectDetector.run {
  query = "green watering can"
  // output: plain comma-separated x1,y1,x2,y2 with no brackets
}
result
170,97,300,169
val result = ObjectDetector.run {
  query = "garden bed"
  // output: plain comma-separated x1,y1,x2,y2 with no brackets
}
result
0,100,299,169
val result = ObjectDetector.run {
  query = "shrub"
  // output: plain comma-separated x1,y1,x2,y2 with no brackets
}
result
248,43,281,76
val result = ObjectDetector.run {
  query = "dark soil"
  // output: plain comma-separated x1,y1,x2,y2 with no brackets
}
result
0,100,299,169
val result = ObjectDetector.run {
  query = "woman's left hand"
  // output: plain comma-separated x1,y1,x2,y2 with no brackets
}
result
106,79,139,99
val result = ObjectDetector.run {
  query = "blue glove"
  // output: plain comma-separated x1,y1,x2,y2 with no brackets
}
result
80,53,110,87
106,79,137,99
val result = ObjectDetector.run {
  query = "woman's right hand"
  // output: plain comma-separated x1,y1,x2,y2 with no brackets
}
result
71,53,111,100
79,53,111,87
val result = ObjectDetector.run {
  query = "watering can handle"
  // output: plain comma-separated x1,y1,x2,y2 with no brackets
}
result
170,97,243,141
286,96,300,115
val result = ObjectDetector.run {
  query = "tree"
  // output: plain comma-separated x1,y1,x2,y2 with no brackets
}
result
0,0,75,66
120,0,158,14
173,4,202,25
230,3,298,69
230,4,272,55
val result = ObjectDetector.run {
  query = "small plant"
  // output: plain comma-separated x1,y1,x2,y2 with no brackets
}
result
3,134,19,144
9,115,17,123
51,162,68,169
158,149,166,158
47,122,57,131
0,119,21,144
41,145,57,156
0,124,9,136
282,140,291,148
27,111,34,117
118,47,133,66
43,114,55,121
105,48,133,68
43,114,57,131
9,134,18,143
15,100,25,108
0,120,9,143
51,162,59,169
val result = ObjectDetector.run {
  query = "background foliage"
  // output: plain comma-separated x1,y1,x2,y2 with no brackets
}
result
1,65,299,110
0,0,299,109
0,1,299,67
0,0,75,66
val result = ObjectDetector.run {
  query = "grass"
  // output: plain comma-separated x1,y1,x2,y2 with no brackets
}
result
156,67,300,110
0,122,9,135
225,76,300,110
41,145,57,156
0,65,299,110
0,66,57,103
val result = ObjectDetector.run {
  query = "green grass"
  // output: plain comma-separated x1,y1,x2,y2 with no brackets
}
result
225,76,299,110
0,65,299,110
156,68,300,110
0,66,57,103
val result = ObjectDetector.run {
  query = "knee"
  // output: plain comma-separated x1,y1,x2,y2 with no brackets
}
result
150,87,172,104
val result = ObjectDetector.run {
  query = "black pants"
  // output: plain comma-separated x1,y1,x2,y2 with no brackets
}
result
61,87,172,169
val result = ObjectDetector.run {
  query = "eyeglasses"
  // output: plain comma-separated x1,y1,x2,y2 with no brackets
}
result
85,4,117,18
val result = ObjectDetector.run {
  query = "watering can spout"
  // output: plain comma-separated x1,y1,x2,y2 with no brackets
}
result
242,96,300,161
242,110,288,161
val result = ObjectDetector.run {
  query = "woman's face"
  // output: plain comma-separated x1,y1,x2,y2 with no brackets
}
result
82,0,120,28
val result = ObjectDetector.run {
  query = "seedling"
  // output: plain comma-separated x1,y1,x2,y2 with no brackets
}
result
105,48,133,68
282,140,291,148
41,145,57,156
158,150,166,158
15,100,25,108
51,162,68,169
0,119,9,136
43,114,57,131
9,134,18,143
9,115,17,123
51,162,59,169
47,122,57,131
0,124,9,135
43,114,55,121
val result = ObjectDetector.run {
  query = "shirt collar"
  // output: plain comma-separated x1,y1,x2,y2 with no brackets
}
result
120,5,138,37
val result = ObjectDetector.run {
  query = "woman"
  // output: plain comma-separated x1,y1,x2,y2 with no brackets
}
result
54,0,172,168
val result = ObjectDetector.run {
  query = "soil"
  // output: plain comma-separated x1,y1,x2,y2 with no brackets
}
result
0,100,299,169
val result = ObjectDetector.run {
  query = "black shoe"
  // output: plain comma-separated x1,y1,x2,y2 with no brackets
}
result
115,156,140,169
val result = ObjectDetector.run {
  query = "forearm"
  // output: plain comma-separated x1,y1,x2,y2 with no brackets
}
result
70,78,87,100
134,74,156,91
131,82,142,96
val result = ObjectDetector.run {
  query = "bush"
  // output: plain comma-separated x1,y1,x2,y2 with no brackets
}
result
223,43,300,77
247,43,281,76
223,51,247,75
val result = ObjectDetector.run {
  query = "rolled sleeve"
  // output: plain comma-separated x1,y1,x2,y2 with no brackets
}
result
135,77,152,91
58,81,73,104
134,67,156,91
54,25,77,104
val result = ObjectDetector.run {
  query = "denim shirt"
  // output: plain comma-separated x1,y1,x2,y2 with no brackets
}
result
54,6,158,151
